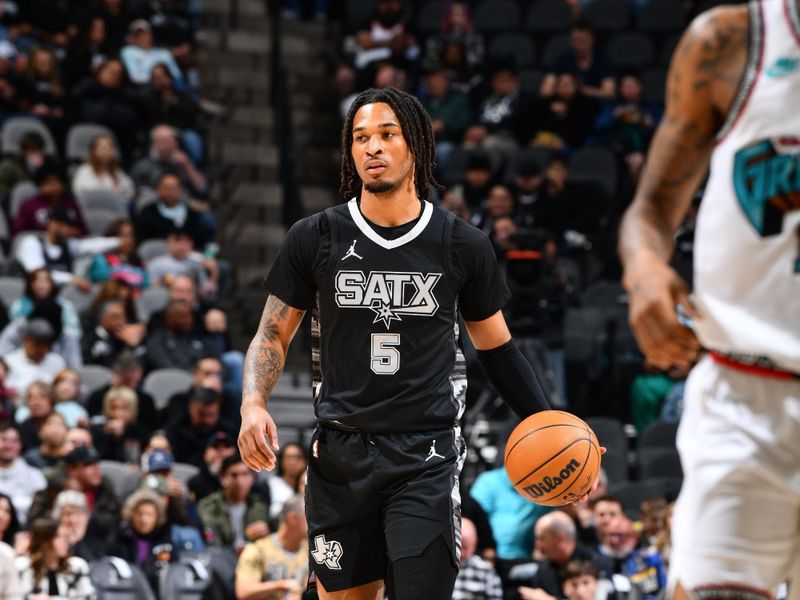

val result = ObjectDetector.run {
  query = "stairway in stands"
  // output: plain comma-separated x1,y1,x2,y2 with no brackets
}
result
200,0,341,357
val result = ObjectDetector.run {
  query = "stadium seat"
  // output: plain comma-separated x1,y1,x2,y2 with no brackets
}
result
135,286,170,322
639,420,679,449
160,557,212,600
568,146,619,199
638,0,687,33
643,67,667,104
540,33,571,69
171,462,200,485
563,307,605,365
580,280,627,309
525,0,572,35
0,275,24,308
84,207,125,236
137,239,169,263
0,116,57,157
142,368,194,411
601,449,629,485
414,0,448,36
77,364,114,397
66,123,118,163
608,479,670,519
488,33,536,69
638,447,683,480
502,147,551,184
0,212,8,244
9,181,38,219
605,32,656,69
58,283,95,315
90,556,156,600
99,460,140,499
195,547,238,598
473,0,520,34
518,68,545,96
582,0,630,33
75,188,128,215
585,416,628,458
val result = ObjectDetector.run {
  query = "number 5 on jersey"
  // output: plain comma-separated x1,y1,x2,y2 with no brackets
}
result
371,333,400,374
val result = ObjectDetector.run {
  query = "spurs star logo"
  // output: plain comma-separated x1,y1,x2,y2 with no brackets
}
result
341,240,363,261
425,440,445,462
311,534,343,570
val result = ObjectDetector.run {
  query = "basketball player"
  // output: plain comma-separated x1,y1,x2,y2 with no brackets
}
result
238,88,553,599
620,2,800,599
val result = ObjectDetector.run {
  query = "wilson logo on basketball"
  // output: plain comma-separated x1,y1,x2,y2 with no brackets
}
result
523,458,581,499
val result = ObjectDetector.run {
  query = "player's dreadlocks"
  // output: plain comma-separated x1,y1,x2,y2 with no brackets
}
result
340,87,445,200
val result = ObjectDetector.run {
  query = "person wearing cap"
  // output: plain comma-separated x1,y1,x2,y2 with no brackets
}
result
147,224,218,299
512,158,564,237
2,318,65,398
165,387,235,468
451,150,495,211
120,18,182,86
15,205,119,290
12,164,86,236
57,446,120,535
140,472,205,554
187,430,237,502
197,453,269,550
0,131,49,200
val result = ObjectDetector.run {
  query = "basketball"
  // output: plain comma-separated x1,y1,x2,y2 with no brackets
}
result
504,410,602,507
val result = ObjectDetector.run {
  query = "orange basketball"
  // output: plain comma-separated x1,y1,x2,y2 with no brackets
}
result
504,410,601,507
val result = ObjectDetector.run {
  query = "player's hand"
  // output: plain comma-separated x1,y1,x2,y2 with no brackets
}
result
238,404,279,472
572,446,606,506
626,261,701,370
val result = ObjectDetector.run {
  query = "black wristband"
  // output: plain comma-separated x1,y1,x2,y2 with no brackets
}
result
476,339,551,419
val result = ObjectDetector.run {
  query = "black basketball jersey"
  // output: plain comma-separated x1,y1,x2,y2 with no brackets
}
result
311,199,465,432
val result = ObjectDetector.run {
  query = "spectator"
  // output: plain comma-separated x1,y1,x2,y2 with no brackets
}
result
513,159,564,238
131,125,208,197
0,423,47,525
12,165,86,236
512,511,612,599
83,278,141,333
560,560,602,600
15,518,95,599
452,151,494,211
652,502,673,572
71,58,141,160
165,387,234,468
3,320,65,398
639,497,668,548
135,171,212,248
420,68,470,172
15,207,118,290
81,299,146,367
121,19,182,86
352,0,418,86
89,385,142,463
21,48,66,142
23,412,71,470
0,539,21,599
597,515,666,599
142,63,205,163
15,380,54,451
88,218,150,294
0,40,25,118
148,272,213,331
267,443,307,521
66,426,93,450
424,2,484,74
138,473,205,554
197,453,269,550
63,16,112,87
533,73,597,151
110,489,176,594
148,226,218,299
187,431,236,502
161,354,224,423
471,184,515,234
0,359,12,423
235,495,308,600
60,445,120,534
45,369,89,428
93,0,129,52
0,131,47,201
3,274,83,369
440,189,471,222
541,19,615,102
591,496,624,542
0,492,20,547
72,134,135,204
451,517,502,600
145,300,218,372
85,350,158,435
51,490,106,562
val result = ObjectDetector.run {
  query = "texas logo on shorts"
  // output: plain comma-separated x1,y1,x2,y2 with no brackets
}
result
334,270,442,329
311,534,343,570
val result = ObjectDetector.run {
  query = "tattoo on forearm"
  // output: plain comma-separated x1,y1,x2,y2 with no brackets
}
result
242,296,297,399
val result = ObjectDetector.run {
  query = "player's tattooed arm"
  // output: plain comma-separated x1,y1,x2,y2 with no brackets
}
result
619,5,748,276
242,295,306,406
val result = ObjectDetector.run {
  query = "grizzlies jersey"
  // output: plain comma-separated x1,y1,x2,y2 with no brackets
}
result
312,199,464,431
694,0,800,372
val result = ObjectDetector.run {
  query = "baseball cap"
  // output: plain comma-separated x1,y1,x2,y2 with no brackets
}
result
141,474,170,495
66,445,100,467
128,19,152,34
146,449,174,473
49,207,80,228
22,318,55,342
206,431,233,449
0,41,17,60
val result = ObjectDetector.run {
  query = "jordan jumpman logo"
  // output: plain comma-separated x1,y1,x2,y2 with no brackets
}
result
342,239,364,261
425,440,445,462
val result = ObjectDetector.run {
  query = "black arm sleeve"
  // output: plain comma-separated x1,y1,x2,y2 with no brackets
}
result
476,339,551,419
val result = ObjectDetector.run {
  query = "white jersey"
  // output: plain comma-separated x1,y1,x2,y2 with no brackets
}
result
694,0,800,373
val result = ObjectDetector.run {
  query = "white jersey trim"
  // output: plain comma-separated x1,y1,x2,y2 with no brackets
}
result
347,198,433,250
716,0,763,142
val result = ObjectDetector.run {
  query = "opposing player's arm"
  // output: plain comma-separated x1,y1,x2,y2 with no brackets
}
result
464,311,550,418
239,294,306,472
619,6,748,368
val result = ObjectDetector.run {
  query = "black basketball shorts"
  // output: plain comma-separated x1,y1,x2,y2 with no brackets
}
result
305,423,467,592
